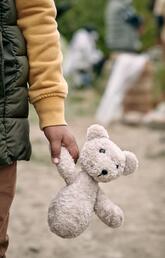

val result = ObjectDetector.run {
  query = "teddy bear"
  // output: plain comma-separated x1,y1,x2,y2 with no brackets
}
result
48,124,138,239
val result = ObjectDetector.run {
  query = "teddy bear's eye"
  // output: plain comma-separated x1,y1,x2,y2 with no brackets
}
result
116,164,119,169
99,148,106,153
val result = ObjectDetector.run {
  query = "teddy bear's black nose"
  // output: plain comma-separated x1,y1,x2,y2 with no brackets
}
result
101,169,108,175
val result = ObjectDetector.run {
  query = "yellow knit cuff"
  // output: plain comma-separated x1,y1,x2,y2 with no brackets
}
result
33,96,67,129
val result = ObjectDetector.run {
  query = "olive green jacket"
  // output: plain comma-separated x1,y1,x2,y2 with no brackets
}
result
0,0,31,165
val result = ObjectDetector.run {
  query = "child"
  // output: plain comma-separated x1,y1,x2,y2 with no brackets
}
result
96,0,146,126
0,1,79,257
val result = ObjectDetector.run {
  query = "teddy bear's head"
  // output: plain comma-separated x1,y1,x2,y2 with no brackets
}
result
79,125,138,183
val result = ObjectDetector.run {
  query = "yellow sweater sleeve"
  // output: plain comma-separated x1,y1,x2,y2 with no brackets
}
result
15,0,68,129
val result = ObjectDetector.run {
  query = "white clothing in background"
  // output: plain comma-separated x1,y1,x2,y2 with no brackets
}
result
63,29,103,77
96,53,148,126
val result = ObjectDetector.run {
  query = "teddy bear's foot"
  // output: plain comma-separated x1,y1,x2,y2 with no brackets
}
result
108,206,124,228
94,189,124,228
48,202,91,238
48,172,98,238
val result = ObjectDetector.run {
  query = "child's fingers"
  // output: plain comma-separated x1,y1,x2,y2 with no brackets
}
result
43,125,79,164
50,140,61,164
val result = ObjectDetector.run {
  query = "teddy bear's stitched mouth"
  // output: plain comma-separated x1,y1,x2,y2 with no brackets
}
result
98,170,108,177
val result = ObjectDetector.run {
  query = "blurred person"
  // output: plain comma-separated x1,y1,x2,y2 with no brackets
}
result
153,0,165,44
0,1,79,258
63,26,104,88
96,0,149,126
105,0,143,52
148,0,165,44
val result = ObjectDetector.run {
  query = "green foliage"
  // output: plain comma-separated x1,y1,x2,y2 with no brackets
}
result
56,0,107,51
134,0,157,50
56,0,156,52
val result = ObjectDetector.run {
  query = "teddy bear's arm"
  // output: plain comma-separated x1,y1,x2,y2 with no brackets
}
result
57,147,77,185
94,188,124,228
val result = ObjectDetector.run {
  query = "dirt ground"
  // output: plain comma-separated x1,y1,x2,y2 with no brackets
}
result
7,100,165,258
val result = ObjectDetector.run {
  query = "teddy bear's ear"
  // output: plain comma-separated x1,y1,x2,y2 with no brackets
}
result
87,124,109,141
123,151,139,176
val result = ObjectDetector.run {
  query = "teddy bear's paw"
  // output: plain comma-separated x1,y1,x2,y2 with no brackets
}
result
57,147,77,185
110,206,124,228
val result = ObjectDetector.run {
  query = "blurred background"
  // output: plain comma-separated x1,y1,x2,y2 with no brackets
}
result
8,0,165,258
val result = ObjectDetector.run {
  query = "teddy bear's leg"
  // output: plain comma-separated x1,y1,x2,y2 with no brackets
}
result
94,188,124,228
48,172,98,238
57,147,77,185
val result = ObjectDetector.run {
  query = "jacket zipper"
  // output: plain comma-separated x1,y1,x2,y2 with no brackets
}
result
0,30,5,98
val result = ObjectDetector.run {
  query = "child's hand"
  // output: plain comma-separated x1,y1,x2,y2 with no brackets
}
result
43,125,79,165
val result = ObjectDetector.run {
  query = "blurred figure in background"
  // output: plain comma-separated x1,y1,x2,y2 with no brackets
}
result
63,26,104,89
148,0,165,45
152,0,165,45
96,0,149,126
105,0,143,52
142,0,165,127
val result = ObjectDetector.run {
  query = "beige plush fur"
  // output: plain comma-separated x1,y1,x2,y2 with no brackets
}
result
48,124,138,238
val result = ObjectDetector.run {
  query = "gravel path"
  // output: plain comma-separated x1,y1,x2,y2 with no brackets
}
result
7,116,165,258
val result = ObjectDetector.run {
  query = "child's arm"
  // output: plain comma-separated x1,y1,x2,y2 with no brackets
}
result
15,0,79,163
